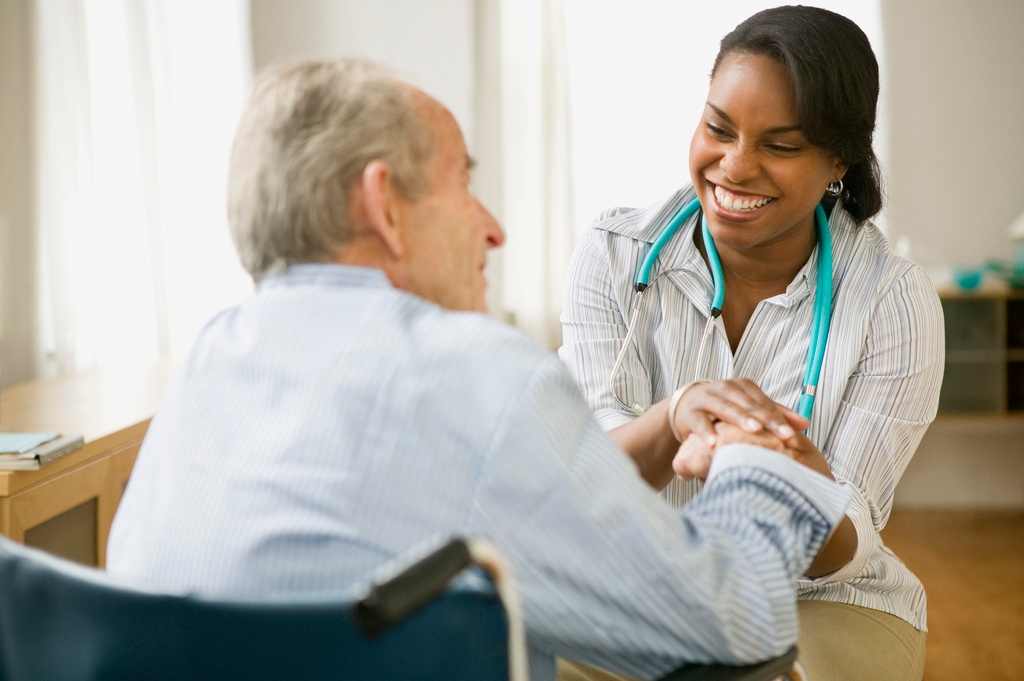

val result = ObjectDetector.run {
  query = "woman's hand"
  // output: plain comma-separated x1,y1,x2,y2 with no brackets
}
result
612,378,806,491
669,378,808,449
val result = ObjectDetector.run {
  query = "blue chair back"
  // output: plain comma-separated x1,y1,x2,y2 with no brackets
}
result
0,536,511,681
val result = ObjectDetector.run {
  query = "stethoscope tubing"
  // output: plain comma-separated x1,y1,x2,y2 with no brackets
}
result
636,198,702,291
609,196,833,423
798,203,833,420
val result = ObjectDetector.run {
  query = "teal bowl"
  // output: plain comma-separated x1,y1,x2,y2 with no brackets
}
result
952,268,984,291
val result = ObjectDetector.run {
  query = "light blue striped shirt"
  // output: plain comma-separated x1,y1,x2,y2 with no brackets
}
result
559,185,945,632
108,263,850,680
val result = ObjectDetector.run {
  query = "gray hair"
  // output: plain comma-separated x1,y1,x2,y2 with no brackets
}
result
227,59,435,281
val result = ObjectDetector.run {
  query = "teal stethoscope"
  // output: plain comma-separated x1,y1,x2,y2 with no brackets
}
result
609,196,834,421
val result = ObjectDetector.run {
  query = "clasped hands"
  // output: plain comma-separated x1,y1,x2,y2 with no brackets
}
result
668,379,834,482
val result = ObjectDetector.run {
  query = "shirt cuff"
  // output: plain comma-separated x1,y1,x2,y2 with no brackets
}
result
707,443,852,529
594,408,635,431
799,480,877,585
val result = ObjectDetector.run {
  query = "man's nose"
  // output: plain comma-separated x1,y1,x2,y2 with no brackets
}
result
482,204,506,248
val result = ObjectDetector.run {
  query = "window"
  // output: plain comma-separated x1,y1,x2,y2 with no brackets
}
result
34,0,253,375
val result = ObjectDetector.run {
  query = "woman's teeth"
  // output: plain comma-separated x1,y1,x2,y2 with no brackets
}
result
714,185,775,211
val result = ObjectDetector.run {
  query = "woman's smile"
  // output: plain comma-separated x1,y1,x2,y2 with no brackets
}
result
711,183,776,213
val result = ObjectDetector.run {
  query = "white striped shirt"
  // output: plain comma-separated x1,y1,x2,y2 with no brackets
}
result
559,185,945,631
108,263,851,680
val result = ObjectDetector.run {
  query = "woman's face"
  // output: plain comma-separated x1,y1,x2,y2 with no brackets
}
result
689,52,846,257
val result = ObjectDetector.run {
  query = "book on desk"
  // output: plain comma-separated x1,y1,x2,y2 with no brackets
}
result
0,433,86,471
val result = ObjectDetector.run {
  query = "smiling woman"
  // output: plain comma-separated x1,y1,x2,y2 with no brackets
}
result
558,6,942,681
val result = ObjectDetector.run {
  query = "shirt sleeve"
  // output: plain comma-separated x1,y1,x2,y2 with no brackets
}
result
558,227,649,428
806,265,944,586
468,354,851,678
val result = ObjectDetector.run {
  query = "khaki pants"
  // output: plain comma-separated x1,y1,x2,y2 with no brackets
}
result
795,600,926,681
557,601,926,681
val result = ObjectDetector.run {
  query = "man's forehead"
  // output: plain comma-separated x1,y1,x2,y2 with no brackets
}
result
412,90,455,129
418,97,469,166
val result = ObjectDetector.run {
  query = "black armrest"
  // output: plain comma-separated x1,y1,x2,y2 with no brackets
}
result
352,538,473,638
656,646,798,681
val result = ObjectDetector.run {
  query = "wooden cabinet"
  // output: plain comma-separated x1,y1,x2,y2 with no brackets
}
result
0,362,174,566
939,292,1024,414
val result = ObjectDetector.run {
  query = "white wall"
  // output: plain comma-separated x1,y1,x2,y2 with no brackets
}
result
0,0,36,387
896,418,1024,509
249,0,475,143
883,0,1024,274
880,0,1024,509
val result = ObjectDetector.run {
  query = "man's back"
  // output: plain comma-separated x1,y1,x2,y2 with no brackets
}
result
108,264,546,593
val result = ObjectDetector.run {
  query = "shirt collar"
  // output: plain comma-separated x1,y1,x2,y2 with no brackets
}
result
593,185,699,245
258,263,394,291
614,185,863,310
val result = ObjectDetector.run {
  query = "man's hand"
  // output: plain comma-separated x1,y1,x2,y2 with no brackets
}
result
672,420,836,482
672,421,791,481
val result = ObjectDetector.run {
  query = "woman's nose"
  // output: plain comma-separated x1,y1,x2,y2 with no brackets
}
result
719,144,759,183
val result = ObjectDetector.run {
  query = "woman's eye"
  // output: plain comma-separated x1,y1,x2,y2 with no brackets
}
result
706,122,731,139
767,143,801,154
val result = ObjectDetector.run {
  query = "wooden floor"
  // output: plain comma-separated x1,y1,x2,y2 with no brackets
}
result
881,509,1024,681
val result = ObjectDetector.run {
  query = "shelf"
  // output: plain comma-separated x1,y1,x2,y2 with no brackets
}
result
932,411,1024,427
1009,298,1024,350
939,293,1023,416
942,297,1002,352
944,350,1006,363
1009,361,1024,412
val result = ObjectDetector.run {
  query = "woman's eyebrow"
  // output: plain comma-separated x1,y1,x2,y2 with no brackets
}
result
705,102,802,135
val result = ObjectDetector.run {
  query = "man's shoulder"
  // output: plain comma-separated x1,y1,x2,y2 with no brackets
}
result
409,304,554,369
395,302,585,431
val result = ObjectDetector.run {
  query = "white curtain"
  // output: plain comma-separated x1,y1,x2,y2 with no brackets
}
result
34,0,253,377
488,0,575,349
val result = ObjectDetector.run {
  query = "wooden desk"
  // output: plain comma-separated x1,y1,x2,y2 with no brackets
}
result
0,361,175,567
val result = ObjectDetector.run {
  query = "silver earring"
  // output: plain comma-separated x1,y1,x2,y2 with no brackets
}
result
826,179,844,197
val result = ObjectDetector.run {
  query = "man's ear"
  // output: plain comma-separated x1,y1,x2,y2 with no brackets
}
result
358,160,406,259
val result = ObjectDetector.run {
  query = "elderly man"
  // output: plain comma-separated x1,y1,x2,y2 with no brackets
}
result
107,59,849,681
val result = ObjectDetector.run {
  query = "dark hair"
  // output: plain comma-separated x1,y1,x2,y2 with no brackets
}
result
712,5,882,221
